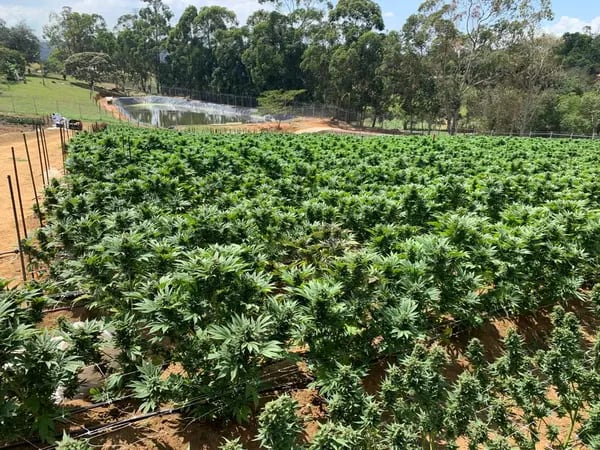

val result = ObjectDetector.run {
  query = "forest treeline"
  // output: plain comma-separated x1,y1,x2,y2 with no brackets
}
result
1,0,600,133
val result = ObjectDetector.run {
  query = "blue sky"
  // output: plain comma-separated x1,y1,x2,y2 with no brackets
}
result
0,0,599,38
377,0,600,34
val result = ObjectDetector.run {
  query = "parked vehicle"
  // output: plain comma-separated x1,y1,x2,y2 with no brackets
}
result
68,119,83,131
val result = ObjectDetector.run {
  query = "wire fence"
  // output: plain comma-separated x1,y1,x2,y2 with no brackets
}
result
365,125,600,140
158,85,362,123
1,86,598,139
0,96,116,124
490,130,599,139
160,86,258,108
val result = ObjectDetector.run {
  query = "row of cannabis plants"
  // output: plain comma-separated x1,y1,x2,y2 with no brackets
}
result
4,128,600,446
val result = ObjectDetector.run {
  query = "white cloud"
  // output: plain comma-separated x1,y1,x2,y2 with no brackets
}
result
545,15,600,36
0,5,49,33
383,11,395,18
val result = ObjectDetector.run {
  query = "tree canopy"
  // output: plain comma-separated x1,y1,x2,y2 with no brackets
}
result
258,88,306,127
3,0,594,133
64,52,114,87
0,20,39,63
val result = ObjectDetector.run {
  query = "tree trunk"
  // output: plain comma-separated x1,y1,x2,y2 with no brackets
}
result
447,110,459,135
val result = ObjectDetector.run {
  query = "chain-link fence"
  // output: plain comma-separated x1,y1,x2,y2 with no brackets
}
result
159,86,361,123
160,86,258,108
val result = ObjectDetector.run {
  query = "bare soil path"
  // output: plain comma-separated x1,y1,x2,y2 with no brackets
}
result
0,124,65,282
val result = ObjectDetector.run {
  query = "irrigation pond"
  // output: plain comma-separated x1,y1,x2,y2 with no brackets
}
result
115,96,265,127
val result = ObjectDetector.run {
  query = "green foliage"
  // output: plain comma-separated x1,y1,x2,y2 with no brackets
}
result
0,286,83,443
257,395,303,449
0,46,26,80
0,21,39,62
43,7,109,59
308,422,364,449
128,361,168,413
20,128,600,446
258,89,306,126
64,52,114,86
558,91,600,134
205,313,285,422
55,432,92,450
315,364,369,425
581,403,600,448
58,318,106,365
219,437,246,450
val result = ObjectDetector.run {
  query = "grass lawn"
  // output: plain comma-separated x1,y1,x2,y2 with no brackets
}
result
0,75,120,124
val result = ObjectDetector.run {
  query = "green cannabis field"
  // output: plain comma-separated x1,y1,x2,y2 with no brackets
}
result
4,128,600,448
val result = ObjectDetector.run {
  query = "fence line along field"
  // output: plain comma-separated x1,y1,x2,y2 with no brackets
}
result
0,127,66,281
3,127,600,449
0,76,121,124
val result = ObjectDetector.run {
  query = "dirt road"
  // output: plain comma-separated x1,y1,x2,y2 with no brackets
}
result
0,126,65,282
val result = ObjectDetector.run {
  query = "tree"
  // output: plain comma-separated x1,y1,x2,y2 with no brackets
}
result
137,0,173,92
581,90,600,136
0,46,26,81
329,31,386,125
379,29,438,131
503,35,563,133
300,21,338,102
165,5,239,91
559,90,600,135
114,15,152,91
114,1,172,93
259,0,326,34
0,21,40,63
243,11,306,91
43,7,108,60
64,52,114,91
329,0,384,43
165,5,201,89
45,50,65,75
556,32,600,76
258,89,306,127
195,6,238,50
211,27,253,94
412,0,553,133
310,0,386,123
257,0,327,98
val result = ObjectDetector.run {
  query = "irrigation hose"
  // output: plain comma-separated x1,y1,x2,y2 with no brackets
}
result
47,291,87,301
4,291,574,449
0,361,310,450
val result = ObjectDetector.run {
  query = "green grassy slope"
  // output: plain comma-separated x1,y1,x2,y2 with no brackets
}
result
0,75,120,123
